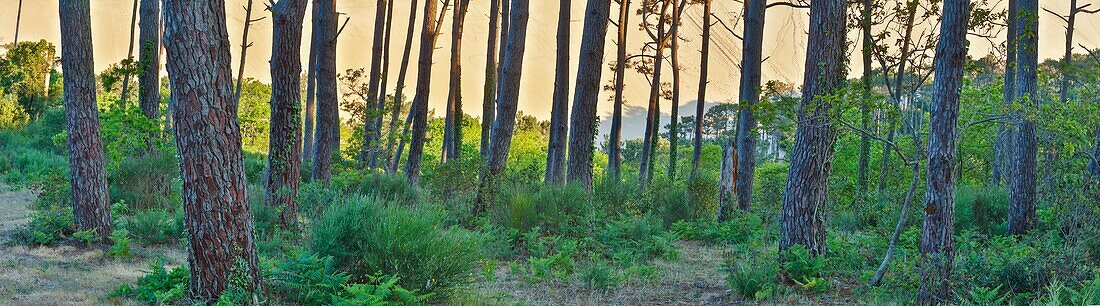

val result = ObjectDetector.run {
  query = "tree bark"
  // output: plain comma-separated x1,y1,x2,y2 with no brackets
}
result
993,0,1018,187
362,0,389,165
372,0,395,169
13,0,22,44
384,0,419,172
779,0,846,257
405,0,450,185
918,1,968,302
565,0,613,190
480,0,502,163
234,0,258,103
442,0,472,165
59,0,113,242
118,0,139,108
717,139,738,222
666,0,681,179
484,0,530,178
162,0,260,301
734,0,764,212
1058,0,1079,104
1008,0,1039,236
545,0,571,185
311,0,340,185
138,0,161,120
638,1,671,188
302,26,318,170
264,0,308,230
856,0,873,193
689,0,709,179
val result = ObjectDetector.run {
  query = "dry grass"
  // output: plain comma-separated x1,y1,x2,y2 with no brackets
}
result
0,186,186,306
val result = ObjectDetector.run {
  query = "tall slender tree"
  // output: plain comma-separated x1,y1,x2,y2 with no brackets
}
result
637,0,672,187
480,0,502,163
264,0,308,229
566,0,613,190
405,0,451,185
372,0,395,169
59,0,113,242
162,0,260,301
689,0,709,179
780,0,846,257
302,26,318,170
993,0,1019,186
384,0,420,172
311,0,340,185
442,0,472,164
13,0,22,44
919,0,969,302
856,0,874,193
666,0,682,178
138,0,161,120
118,0,139,108
484,0,530,179
877,0,919,193
545,0,572,185
1053,0,1099,104
363,0,390,165
1008,0,1039,235
608,0,632,183
734,0,765,211
234,0,263,103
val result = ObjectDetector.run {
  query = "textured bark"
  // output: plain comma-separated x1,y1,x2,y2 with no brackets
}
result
59,0,113,242
372,0,395,169
302,29,318,169
856,0,873,193
734,0,764,212
162,0,260,301
138,0,161,120
689,0,709,179
118,0,139,108
234,0,258,103
362,0,389,165
545,0,571,185
779,0,846,257
638,1,671,187
918,1,968,302
480,0,502,163
484,0,530,178
716,139,738,222
264,0,308,229
442,0,471,165
666,0,681,179
1008,0,1039,236
405,0,450,185
565,0,612,190
311,0,340,185
993,0,1018,186
384,0,419,172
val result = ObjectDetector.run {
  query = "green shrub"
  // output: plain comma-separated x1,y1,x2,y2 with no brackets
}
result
9,204,74,246
310,197,481,296
124,208,182,246
109,229,133,259
332,172,422,206
671,213,763,245
269,252,351,305
580,259,621,291
956,185,1008,235
597,214,679,263
120,263,190,305
332,275,431,306
781,244,825,283
110,153,180,212
723,249,778,300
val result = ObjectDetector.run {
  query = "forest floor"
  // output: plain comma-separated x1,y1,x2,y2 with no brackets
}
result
0,184,185,306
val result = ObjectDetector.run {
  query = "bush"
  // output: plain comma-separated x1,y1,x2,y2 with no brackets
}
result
596,214,679,263
956,185,1008,235
269,252,352,305
10,204,74,246
110,153,180,212
332,172,422,206
119,263,190,305
724,249,778,300
122,208,182,246
671,213,762,245
310,197,481,296
781,244,825,283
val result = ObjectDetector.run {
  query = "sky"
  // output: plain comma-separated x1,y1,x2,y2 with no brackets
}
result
2,0,1099,139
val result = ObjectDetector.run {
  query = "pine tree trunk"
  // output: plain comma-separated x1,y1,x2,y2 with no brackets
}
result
1058,0,1078,104
565,0,612,190
609,0,631,183
545,0,571,185
734,0,764,212
918,1,968,302
877,1,918,194
717,139,738,222
639,1,671,188
118,0,139,108
480,0,502,163
1089,128,1100,178
59,0,113,242
264,0,308,230
372,0,395,169
384,0,420,172
303,33,318,170
443,0,471,165
689,0,709,179
779,0,846,257
993,0,1018,187
405,0,450,185
856,0,873,193
311,0,340,185
138,0,161,120
362,0,389,165
234,0,256,103
162,0,260,301
666,0,681,179
1008,0,1039,236
13,0,22,44
484,0,530,178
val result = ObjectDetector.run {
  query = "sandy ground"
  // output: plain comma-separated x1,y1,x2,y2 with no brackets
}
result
0,184,185,306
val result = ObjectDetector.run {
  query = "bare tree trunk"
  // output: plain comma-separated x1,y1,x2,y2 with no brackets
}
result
1008,0,1039,236
689,0,709,179
609,0,632,183
138,0,161,120
372,0,395,169
565,0,613,190
303,31,318,170
384,0,419,172
484,0,530,178
59,0,113,242
234,0,260,103
480,0,502,163
779,0,846,257
666,0,681,179
390,110,414,173
442,0,472,165
264,0,308,230
878,0,918,194
545,0,571,185
717,139,737,222
734,0,764,212
13,0,22,44
856,0,873,193
1059,0,1078,104
993,0,1018,187
869,157,920,287
638,1,671,188
362,0,390,165
162,0,260,301
405,0,451,185
311,0,340,185
117,0,139,108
